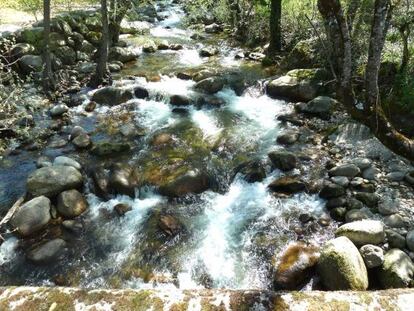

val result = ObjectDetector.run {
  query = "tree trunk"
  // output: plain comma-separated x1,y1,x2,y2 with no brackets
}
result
42,0,55,93
268,0,282,54
399,27,411,73
91,0,109,87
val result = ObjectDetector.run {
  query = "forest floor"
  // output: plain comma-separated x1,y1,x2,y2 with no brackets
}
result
0,8,37,32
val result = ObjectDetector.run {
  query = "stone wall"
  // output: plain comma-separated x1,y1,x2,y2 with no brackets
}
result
0,287,413,310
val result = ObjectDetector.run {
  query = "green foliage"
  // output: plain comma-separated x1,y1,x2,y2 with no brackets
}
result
7,0,43,20
392,67,414,113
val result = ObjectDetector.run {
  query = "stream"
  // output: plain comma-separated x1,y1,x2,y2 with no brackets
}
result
0,0,336,290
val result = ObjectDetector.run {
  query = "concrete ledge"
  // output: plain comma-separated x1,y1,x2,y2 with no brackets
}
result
0,287,413,310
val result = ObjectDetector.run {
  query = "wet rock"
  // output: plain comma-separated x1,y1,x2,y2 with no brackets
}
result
37,156,52,168
268,151,298,171
273,242,320,290
328,164,360,178
91,167,111,198
355,192,379,207
134,86,149,99
205,23,223,33
276,131,299,145
157,40,169,50
53,156,81,170
248,52,266,61
109,164,139,197
277,113,305,126
200,47,219,57
406,231,414,252
108,62,122,72
170,94,191,106
158,215,182,236
69,126,86,141
317,236,368,290
386,229,406,249
359,244,384,268
114,203,132,216
84,101,97,112
169,43,183,51
91,141,131,157
62,219,83,234
236,161,266,183
378,249,414,288
27,166,83,197
150,133,173,146
27,239,66,264
108,47,137,62
335,220,385,246
362,167,380,180
319,182,345,199
91,87,133,106
158,171,210,198
48,137,67,149
72,132,91,149
384,214,405,228
143,42,157,53
10,196,51,236
330,207,347,221
268,176,306,195
18,55,42,74
177,72,192,80
296,96,337,119
194,77,224,94
347,197,364,210
57,189,88,218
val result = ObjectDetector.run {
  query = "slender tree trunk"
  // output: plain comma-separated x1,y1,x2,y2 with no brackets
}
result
399,27,411,73
318,0,414,160
42,0,55,93
268,0,282,54
91,0,109,87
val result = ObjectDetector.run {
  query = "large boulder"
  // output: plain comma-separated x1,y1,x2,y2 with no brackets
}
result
317,236,368,290
267,69,328,102
108,47,138,63
27,239,67,264
273,242,320,289
18,55,42,75
268,151,298,171
335,220,385,246
10,196,51,236
91,87,133,106
378,249,414,288
27,166,83,197
109,164,139,197
57,189,88,218
194,77,224,94
296,96,338,119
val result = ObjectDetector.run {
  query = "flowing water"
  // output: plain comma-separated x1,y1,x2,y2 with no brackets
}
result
0,0,335,290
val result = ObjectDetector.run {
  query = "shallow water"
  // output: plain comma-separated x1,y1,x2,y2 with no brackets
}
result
0,0,335,290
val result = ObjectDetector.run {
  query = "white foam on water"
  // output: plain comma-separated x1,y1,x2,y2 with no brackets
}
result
133,99,173,131
178,49,205,66
190,109,221,138
0,237,18,266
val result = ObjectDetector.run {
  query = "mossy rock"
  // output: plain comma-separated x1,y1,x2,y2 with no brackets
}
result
17,27,44,50
91,141,131,157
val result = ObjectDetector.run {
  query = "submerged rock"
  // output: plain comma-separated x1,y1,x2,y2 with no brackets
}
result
10,196,51,236
158,171,211,198
91,141,131,157
273,242,320,289
109,164,139,197
335,220,385,246
158,215,182,236
134,86,149,99
199,47,219,57
170,94,191,106
317,236,368,290
27,239,67,264
378,249,414,288
114,203,132,216
57,189,88,218
27,166,83,197
91,87,133,106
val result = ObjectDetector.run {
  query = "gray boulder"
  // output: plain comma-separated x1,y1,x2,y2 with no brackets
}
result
335,220,385,245
10,196,51,236
50,104,69,117
317,236,368,290
27,166,83,197
378,249,414,288
329,164,360,178
27,239,66,264
91,87,133,106
53,156,81,170
296,96,338,119
18,55,42,75
108,47,138,63
359,244,384,268
57,189,88,218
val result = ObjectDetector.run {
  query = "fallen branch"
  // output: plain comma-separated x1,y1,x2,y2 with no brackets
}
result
0,196,24,228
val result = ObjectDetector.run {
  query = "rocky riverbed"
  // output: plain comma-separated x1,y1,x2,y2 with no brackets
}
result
1,0,414,305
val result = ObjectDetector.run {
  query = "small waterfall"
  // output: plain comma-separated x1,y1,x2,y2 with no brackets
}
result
334,123,372,144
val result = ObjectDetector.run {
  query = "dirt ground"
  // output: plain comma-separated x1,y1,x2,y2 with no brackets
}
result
0,8,37,32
